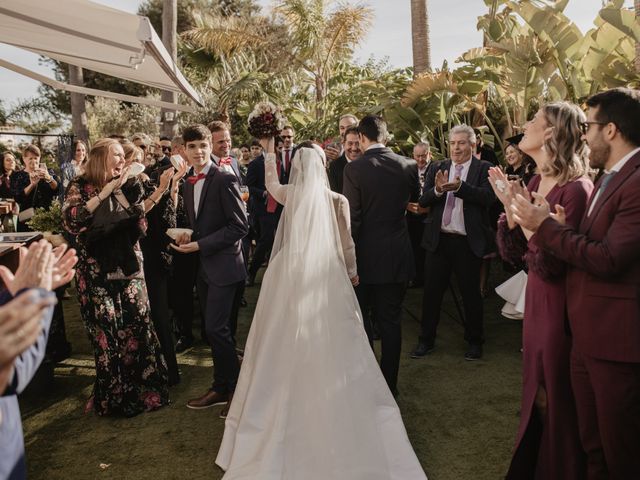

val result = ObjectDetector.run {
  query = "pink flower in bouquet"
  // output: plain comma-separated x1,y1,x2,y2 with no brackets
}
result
248,101,286,139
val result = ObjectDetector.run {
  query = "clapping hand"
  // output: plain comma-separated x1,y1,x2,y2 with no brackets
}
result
171,158,189,186
0,290,56,366
158,167,175,192
50,244,78,289
0,240,55,295
435,169,461,194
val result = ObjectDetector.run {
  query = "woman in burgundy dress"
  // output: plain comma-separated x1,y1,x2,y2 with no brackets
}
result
489,102,593,479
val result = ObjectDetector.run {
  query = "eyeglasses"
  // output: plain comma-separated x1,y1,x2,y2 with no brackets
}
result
580,121,608,134
161,146,171,152
281,135,293,139
139,144,147,150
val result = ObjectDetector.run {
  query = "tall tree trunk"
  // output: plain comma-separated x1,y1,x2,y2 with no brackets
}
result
161,0,178,138
411,0,431,76
68,65,89,142
315,75,325,121
636,0,640,73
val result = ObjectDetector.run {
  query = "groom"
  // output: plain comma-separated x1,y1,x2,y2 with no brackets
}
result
343,115,420,396
173,124,248,416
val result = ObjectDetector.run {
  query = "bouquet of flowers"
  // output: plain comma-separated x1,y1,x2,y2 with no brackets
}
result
247,101,286,139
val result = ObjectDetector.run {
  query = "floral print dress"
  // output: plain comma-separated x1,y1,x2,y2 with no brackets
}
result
63,176,169,417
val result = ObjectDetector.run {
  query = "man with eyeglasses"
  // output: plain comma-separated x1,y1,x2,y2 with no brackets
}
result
510,88,640,479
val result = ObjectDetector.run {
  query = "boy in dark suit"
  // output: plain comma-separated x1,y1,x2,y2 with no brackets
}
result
172,124,248,417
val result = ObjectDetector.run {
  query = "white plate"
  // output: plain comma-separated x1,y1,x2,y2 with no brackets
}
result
166,228,193,240
170,155,184,170
127,162,145,178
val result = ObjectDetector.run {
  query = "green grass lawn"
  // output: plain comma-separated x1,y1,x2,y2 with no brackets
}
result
21,267,523,480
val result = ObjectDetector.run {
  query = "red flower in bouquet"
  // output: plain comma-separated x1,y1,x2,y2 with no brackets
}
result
248,101,286,139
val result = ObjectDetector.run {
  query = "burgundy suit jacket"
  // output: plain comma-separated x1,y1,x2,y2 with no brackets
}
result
534,150,640,362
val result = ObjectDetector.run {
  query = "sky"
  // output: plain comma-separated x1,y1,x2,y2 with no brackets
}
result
0,0,633,107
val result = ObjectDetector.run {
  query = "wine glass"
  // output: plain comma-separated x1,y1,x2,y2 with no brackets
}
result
239,186,249,203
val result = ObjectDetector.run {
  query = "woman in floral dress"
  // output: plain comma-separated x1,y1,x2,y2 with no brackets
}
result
63,138,169,417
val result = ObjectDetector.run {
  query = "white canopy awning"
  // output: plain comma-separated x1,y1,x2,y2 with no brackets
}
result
0,0,202,111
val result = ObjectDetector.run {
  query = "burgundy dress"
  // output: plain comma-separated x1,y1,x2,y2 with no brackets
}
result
498,175,593,479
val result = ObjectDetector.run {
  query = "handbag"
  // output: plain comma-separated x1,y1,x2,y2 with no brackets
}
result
18,180,38,222
86,190,145,280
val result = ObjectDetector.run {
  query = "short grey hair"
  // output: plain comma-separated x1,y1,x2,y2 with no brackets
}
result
339,114,358,124
171,135,184,147
449,124,476,145
413,141,430,151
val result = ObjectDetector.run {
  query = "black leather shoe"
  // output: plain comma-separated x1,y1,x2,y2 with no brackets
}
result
240,296,248,307
175,336,194,354
245,274,255,287
410,342,434,358
464,344,483,361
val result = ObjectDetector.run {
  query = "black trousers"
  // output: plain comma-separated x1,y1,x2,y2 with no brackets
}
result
356,282,407,395
407,215,426,285
248,213,278,277
196,273,243,394
421,232,484,346
169,252,199,340
144,260,179,384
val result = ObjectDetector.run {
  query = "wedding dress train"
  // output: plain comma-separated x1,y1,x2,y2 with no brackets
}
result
216,145,427,479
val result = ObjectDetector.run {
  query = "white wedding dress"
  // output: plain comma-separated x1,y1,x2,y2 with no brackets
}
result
216,146,427,480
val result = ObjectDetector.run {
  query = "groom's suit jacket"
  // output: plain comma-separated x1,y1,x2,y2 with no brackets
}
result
343,146,420,284
183,164,248,286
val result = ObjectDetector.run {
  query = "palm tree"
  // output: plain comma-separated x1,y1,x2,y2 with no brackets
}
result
410,0,431,75
274,0,373,119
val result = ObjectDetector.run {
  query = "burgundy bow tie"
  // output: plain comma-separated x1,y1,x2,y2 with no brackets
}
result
187,173,206,185
220,157,232,166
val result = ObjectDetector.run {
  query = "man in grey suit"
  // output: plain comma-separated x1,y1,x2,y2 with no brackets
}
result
343,115,420,396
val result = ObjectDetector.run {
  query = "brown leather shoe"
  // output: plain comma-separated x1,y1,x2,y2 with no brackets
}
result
219,391,235,419
186,390,228,410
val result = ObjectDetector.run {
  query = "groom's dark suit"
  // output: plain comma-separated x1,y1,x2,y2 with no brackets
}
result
183,162,248,394
343,146,420,394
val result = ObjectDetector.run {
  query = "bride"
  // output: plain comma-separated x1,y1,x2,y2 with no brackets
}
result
216,140,427,479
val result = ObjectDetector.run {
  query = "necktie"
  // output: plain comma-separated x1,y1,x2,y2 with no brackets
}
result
442,164,464,226
284,150,290,175
588,171,616,216
596,171,616,196
187,173,206,185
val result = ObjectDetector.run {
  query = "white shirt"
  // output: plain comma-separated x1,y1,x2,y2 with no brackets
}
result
587,147,640,216
194,160,213,217
439,157,472,235
365,143,386,151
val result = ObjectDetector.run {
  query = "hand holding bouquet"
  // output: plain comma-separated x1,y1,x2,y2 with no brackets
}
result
248,101,286,139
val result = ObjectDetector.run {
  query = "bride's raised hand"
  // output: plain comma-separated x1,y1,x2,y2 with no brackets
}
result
259,137,276,155
488,167,512,206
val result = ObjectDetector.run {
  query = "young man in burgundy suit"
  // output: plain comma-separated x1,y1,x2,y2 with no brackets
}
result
511,88,640,479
